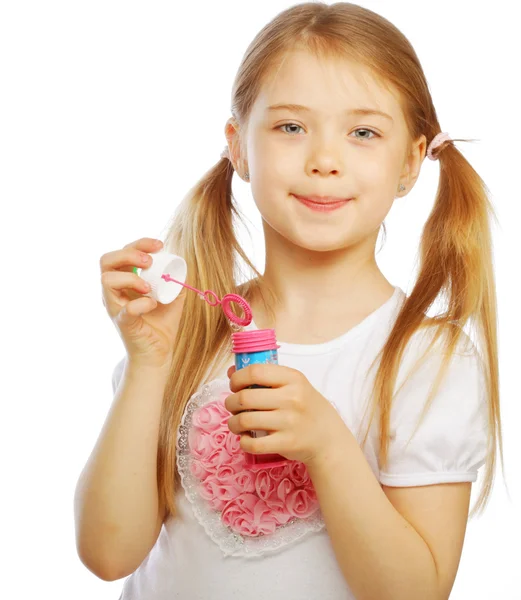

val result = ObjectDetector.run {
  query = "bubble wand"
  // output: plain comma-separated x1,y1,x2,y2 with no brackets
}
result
132,251,252,328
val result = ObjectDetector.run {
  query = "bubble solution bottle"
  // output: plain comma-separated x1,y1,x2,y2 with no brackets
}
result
231,328,289,470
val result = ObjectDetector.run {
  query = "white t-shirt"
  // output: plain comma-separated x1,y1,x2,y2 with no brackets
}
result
111,285,488,599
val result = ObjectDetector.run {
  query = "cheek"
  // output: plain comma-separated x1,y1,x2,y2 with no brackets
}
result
251,133,298,183
356,157,402,206
355,152,398,182
253,154,292,191
353,193,395,235
250,165,293,222
252,191,290,234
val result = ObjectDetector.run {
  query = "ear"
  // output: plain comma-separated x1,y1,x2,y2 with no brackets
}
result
224,117,247,173
398,134,427,194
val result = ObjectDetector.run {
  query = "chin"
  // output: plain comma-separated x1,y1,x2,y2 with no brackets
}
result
289,232,352,253
264,212,362,252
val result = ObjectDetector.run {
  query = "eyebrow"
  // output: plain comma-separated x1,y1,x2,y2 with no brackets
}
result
266,103,394,123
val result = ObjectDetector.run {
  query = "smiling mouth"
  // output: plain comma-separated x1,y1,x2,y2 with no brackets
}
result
292,194,353,212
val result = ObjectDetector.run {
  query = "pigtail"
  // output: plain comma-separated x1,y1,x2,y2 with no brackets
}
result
156,156,264,520
358,136,503,518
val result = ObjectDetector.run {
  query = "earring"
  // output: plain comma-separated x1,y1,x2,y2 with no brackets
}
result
244,171,250,181
398,184,405,192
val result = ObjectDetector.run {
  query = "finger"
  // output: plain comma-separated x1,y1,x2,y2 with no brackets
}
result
225,388,281,415
227,365,236,379
117,296,157,320
101,246,159,274
227,409,284,435
123,237,163,250
102,270,151,295
100,238,163,273
229,363,294,393
240,431,284,455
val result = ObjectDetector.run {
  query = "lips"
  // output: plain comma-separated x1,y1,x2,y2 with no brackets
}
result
294,194,352,204
292,194,352,212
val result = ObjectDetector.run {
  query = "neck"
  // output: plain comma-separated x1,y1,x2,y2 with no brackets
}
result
249,227,396,335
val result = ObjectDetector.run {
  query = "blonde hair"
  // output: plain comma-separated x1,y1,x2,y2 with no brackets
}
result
157,2,503,522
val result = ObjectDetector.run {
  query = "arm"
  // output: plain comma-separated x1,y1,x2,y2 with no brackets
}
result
307,425,471,600
74,360,170,581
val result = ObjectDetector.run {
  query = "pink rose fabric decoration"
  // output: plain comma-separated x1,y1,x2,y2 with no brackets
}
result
191,400,319,533
192,398,232,431
177,379,325,557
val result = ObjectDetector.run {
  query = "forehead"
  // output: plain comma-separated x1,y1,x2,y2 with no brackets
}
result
252,49,402,122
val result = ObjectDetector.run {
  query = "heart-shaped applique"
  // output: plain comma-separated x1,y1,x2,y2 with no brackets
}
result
176,378,325,557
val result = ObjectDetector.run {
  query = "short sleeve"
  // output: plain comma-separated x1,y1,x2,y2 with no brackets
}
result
378,331,489,487
111,355,127,395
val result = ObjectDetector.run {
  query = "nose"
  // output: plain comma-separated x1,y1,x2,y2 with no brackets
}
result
311,165,340,176
306,141,343,177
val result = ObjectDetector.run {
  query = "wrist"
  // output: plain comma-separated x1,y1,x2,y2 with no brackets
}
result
126,358,172,377
306,423,354,475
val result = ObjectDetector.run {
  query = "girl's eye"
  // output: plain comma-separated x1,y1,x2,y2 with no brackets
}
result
276,123,380,140
352,128,380,141
278,123,305,135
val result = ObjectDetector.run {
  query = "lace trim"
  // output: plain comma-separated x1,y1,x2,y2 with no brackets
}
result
176,378,325,557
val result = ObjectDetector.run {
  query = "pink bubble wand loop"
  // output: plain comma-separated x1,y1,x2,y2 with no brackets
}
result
160,273,252,328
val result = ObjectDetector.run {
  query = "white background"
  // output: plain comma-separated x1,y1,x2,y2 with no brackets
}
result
2,1,519,598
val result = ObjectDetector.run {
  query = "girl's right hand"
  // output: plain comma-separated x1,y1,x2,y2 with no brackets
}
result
100,237,187,369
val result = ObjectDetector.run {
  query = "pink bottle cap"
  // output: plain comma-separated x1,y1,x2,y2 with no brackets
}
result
231,329,280,354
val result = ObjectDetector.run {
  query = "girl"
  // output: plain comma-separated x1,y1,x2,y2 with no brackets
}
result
75,3,503,599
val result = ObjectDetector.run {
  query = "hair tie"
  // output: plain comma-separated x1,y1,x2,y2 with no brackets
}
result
220,146,231,160
427,132,452,160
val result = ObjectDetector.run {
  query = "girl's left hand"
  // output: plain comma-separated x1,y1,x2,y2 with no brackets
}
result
225,363,349,467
